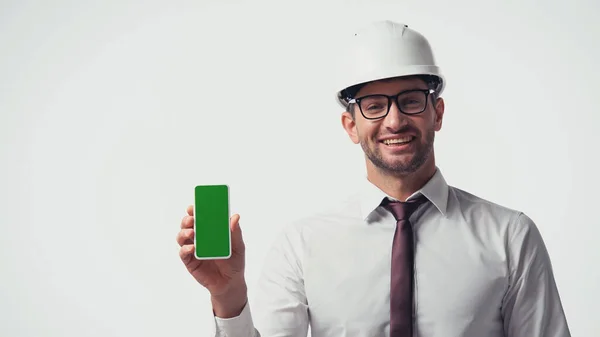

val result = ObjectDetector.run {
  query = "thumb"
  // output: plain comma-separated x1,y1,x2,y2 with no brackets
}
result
230,214,244,250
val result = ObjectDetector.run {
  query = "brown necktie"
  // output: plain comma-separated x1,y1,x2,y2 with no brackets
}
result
382,195,428,337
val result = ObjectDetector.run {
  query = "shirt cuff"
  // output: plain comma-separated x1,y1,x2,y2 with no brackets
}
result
214,302,255,337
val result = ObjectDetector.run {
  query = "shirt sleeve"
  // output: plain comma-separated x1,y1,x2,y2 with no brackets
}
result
502,212,571,337
214,302,259,337
213,223,310,337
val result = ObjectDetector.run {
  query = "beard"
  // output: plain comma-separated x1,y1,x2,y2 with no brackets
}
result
361,127,435,175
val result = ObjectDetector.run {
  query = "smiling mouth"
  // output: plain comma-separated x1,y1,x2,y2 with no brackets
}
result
381,136,415,145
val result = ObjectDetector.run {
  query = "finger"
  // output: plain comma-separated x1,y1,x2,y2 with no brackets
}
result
179,244,195,263
230,214,245,252
230,214,240,233
176,228,194,246
187,205,194,216
230,213,240,230
180,215,194,229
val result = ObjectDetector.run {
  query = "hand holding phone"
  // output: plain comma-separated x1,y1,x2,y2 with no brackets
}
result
176,185,248,318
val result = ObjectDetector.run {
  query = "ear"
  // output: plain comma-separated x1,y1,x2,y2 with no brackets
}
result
433,97,445,131
341,111,360,144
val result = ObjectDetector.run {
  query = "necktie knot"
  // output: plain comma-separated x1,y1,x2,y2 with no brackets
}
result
382,195,428,222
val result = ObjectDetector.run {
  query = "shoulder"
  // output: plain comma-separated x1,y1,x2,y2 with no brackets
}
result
272,192,363,249
286,190,364,230
449,185,518,213
446,185,545,243
447,185,545,251
447,185,525,224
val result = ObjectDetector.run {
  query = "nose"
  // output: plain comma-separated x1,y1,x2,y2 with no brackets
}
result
382,100,409,129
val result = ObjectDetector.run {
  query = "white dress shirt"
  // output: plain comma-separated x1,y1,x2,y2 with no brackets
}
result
213,168,571,337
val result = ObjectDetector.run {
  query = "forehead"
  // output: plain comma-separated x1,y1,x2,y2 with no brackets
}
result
356,77,428,97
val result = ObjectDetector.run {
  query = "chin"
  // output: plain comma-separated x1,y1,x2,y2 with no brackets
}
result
383,154,414,165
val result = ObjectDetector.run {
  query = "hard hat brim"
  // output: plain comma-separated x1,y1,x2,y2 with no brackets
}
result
336,65,445,109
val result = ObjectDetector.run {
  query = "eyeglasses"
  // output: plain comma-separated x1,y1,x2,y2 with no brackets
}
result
348,88,435,120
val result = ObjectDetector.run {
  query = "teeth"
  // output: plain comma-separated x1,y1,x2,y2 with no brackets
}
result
383,137,412,145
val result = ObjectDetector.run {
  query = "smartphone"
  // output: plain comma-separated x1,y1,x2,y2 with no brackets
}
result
194,184,231,260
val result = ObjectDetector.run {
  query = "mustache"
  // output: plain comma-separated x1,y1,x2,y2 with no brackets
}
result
378,125,420,137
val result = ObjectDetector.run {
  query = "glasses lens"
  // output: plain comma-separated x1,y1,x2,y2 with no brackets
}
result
359,95,389,118
398,91,427,114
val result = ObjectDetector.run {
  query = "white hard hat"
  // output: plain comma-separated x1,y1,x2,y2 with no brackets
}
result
334,20,445,109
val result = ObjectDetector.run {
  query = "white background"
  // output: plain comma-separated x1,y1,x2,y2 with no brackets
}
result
1,0,598,336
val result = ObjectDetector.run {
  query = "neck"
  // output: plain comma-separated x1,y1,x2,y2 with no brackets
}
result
366,157,437,201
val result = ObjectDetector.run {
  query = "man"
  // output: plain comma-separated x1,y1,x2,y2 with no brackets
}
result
176,20,571,337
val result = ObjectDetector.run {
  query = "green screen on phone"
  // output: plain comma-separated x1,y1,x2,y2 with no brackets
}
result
194,185,231,259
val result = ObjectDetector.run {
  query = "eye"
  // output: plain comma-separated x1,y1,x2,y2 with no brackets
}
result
399,93,425,107
360,96,388,112
366,103,385,111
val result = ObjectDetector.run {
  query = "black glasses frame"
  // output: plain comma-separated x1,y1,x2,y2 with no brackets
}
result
348,88,435,120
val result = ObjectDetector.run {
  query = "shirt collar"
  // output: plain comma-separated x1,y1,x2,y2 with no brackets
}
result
359,167,449,221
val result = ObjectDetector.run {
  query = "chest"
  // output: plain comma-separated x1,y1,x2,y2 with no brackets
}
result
303,222,507,336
